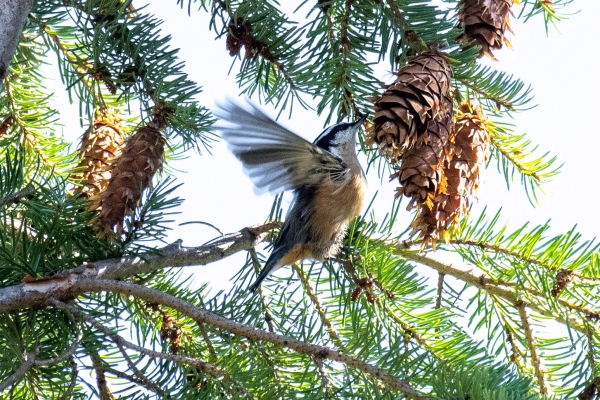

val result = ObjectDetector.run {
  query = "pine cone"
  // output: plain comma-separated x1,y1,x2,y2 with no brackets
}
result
412,104,490,245
98,125,166,237
458,0,514,59
368,51,452,162
76,108,126,202
392,116,454,212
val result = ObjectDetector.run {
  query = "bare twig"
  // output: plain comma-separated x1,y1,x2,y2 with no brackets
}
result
516,304,549,395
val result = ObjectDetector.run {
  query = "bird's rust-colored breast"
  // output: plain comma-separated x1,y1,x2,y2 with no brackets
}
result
312,172,367,246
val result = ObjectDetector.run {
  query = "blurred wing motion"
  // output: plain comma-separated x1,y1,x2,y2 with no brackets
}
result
214,98,348,194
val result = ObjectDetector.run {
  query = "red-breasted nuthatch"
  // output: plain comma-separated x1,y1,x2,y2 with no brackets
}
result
215,98,367,291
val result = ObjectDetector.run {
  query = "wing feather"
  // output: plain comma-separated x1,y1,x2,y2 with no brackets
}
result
215,98,348,194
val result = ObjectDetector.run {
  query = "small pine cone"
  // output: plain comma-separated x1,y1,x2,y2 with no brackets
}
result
98,126,166,237
458,0,514,59
226,18,255,59
76,108,126,201
551,269,574,297
368,51,452,162
392,116,454,212
412,104,490,245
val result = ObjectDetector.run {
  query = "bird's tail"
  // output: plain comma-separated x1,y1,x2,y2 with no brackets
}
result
248,246,290,292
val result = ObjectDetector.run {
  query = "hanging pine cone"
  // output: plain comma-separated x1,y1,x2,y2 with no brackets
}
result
392,116,454,212
367,51,452,162
457,0,514,59
412,103,490,245
97,125,166,237
75,107,126,202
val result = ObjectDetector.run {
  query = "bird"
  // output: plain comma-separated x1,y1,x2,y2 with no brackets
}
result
214,98,367,292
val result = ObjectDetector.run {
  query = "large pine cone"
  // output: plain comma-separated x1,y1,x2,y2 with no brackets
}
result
392,116,454,212
412,104,490,245
76,107,125,201
368,51,452,162
458,0,514,58
97,125,166,237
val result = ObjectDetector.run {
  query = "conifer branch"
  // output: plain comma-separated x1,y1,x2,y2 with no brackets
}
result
102,366,165,397
392,247,593,332
113,336,159,394
516,304,549,395
292,263,345,349
0,348,40,393
90,350,115,400
505,323,522,369
52,299,255,399
2,79,52,166
57,357,78,400
51,281,429,398
312,355,332,398
38,25,95,92
0,183,34,208
335,257,433,351
215,0,299,98
435,272,444,309
451,238,598,282
249,248,275,333
198,322,217,363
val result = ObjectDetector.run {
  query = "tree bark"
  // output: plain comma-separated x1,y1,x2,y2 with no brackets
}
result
0,0,34,88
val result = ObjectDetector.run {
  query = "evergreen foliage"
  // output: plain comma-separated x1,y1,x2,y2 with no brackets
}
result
0,0,591,399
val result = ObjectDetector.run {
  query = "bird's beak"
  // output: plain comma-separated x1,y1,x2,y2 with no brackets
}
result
353,114,368,128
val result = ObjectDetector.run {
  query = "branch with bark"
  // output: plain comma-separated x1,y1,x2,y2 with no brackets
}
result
0,0,35,88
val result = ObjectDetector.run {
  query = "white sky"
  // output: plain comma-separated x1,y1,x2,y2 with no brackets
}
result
47,0,600,291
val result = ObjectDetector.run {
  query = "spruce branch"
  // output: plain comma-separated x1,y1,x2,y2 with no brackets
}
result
249,248,275,333
53,299,255,399
450,238,598,283
0,348,40,393
112,334,160,394
292,263,345,350
0,183,34,208
517,304,549,395
435,272,444,309
56,357,78,400
90,350,115,400
312,355,332,398
392,247,593,332
103,366,165,397
51,281,428,398
38,24,95,92
198,322,217,363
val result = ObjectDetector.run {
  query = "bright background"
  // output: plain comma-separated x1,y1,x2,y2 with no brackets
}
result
45,0,600,291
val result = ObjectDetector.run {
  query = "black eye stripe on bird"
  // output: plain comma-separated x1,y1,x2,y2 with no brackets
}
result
215,97,368,292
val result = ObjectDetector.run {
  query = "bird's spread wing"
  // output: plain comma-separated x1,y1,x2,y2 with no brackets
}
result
214,98,348,194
